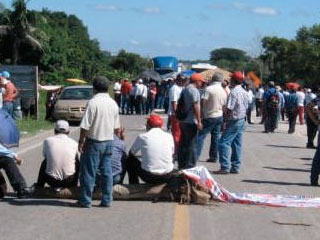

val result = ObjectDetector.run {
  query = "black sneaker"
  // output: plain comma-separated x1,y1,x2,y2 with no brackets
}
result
17,187,34,199
306,144,316,149
230,169,240,174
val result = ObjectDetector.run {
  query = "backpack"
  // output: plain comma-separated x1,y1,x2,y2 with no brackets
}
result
267,92,280,109
176,89,187,121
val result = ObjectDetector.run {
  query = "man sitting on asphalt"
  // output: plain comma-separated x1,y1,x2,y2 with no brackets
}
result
36,120,79,189
126,114,175,184
0,142,33,198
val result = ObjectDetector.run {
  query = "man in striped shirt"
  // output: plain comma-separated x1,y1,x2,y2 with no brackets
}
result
217,72,248,174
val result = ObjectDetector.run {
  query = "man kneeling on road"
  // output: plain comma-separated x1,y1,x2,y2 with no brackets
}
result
126,114,175,184
36,120,79,189
0,142,33,198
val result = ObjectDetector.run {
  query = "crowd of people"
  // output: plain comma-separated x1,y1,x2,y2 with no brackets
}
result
1,71,320,208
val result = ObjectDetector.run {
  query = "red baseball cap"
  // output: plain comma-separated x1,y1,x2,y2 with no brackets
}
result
147,114,164,128
190,73,206,83
230,71,244,83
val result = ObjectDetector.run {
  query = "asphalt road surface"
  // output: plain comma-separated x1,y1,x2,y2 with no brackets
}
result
1,115,320,240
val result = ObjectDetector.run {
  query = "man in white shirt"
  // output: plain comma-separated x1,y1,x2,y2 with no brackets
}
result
78,76,121,208
135,79,146,114
36,120,79,189
245,82,255,124
197,73,227,162
296,87,306,125
255,85,264,117
168,74,187,156
127,114,175,184
113,79,122,107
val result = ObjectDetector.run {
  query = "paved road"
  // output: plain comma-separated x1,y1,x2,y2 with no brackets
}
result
1,115,319,240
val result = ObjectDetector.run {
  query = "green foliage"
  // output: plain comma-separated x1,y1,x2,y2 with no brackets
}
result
210,48,251,72
261,24,320,87
110,49,152,76
0,5,152,85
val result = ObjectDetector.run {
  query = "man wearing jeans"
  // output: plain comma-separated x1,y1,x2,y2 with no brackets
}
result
78,76,120,208
217,71,248,174
197,72,227,162
177,73,205,169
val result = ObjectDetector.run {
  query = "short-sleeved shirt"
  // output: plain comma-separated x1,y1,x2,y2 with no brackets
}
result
80,93,120,141
227,85,248,120
181,84,200,124
296,91,305,107
130,128,174,174
202,82,227,119
43,134,78,180
3,81,18,102
168,84,182,116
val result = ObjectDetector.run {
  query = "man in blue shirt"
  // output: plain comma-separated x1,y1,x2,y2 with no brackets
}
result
0,143,32,198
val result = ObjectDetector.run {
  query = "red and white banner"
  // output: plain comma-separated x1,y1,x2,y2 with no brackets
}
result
182,166,320,208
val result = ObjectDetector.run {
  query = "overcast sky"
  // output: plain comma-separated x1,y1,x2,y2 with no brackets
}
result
2,0,320,60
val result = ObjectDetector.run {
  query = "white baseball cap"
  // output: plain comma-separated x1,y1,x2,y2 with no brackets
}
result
54,120,70,133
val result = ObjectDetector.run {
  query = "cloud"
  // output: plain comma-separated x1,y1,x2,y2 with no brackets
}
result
207,4,227,10
94,5,122,12
131,7,161,14
129,40,140,45
143,7,161,14
163,41,190,48
232,2,279,16
251,7,278,16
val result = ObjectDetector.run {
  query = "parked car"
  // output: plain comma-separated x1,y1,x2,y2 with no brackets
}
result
53,85,93,122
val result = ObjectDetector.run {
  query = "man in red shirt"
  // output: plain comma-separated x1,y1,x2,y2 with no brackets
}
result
120,79,132,114
0,71,18,118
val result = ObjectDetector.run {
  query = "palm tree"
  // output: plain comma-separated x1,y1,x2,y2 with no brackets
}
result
0,0,43,64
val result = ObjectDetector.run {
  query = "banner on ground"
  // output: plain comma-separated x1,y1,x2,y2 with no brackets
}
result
182,166,320,208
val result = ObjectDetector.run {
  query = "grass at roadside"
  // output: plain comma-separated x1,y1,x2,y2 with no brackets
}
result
17,90,53,137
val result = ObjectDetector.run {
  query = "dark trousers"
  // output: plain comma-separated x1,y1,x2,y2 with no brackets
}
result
286,108,298,133
36,160,79,188
264,108,279,132
178,122,198,169
114,93,121,107
129,95,136,114
311,134,320,184
255,99,263,117
0,157,27,192
135,96,143,114
306,116,318,146
126,154,174,184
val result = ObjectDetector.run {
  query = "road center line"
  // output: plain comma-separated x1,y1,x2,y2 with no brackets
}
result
172,204,190,240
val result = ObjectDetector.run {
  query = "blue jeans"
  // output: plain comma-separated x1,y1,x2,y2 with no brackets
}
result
197,117,223,160
218,119,246,171
3,102,14,117
80,139,113,207
121,94,130,114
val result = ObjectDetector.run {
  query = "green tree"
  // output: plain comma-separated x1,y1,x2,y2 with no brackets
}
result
110,49,152,75
210,48,250,71
0,0,43,64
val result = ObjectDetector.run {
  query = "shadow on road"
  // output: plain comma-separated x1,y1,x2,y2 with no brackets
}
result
298,157,313,161
263,166,310,173
266,144,306,149
3,198,72,207
242,179,310,187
